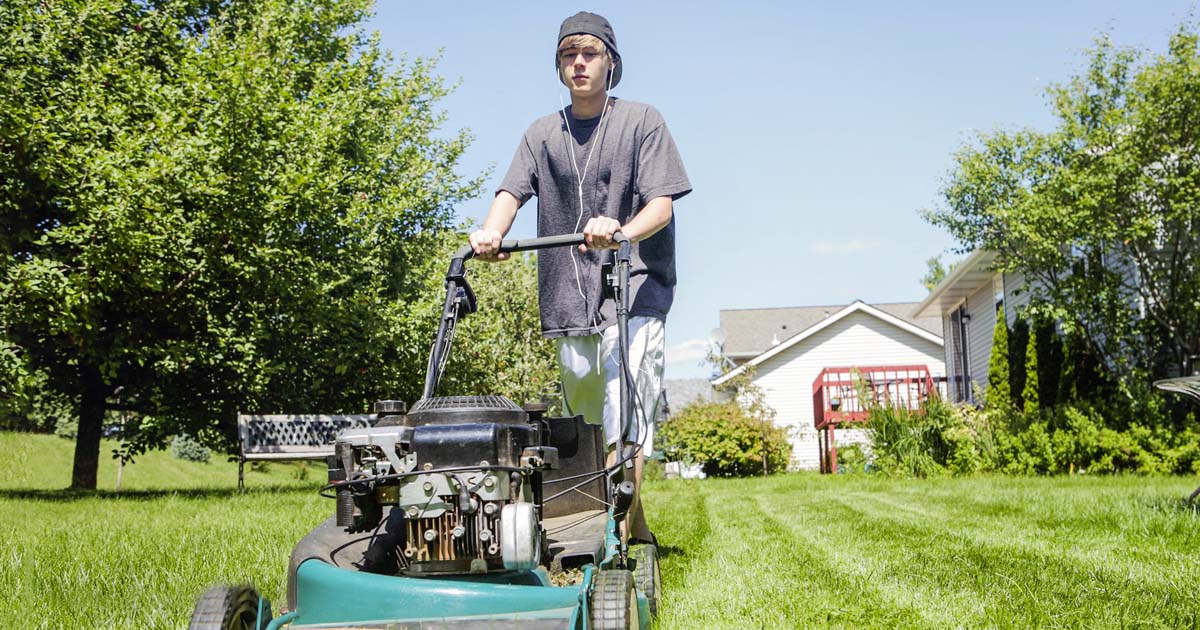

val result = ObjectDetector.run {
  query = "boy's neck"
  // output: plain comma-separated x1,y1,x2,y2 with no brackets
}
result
570,91,610,119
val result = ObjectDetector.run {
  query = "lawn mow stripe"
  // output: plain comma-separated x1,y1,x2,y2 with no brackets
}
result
657,482,931,629
811,489,1200,628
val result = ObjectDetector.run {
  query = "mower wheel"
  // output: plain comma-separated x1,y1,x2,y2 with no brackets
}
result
590,569,640,630
631,544,662,617
188,585,270,630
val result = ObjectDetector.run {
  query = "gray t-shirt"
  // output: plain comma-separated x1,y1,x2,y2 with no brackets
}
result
498,99,692,338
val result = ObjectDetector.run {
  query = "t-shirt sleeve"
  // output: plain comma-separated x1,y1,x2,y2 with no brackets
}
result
497,132,538,203
634,108,692,210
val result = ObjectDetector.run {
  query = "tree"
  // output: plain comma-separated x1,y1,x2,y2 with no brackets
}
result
921,256,948,292
1008,315,1029,411
0,0,483,488
925,24,1200,391
986,305,1012,411
1023,319,1040,415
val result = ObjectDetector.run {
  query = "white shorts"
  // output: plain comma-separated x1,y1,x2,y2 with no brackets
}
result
556,316,665,457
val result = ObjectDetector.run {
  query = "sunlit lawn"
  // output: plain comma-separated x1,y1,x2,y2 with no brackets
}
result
4,431,1198,628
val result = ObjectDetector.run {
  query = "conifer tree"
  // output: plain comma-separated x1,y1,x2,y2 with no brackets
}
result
1023,321,1040,414
986,304,1012,411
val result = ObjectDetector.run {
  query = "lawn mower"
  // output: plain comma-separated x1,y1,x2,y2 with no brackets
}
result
189,232,659,629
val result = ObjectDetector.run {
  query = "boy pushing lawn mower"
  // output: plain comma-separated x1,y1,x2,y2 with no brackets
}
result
188,12,687,629
470,10,692,549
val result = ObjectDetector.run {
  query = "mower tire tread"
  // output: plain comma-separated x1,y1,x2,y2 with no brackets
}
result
590,569,639,629
631,544,662,617
188,584,268,630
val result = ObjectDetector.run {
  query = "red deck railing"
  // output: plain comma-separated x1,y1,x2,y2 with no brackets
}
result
812,365,936,473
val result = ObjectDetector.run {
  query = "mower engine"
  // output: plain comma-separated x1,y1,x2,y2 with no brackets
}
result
331,396,557,576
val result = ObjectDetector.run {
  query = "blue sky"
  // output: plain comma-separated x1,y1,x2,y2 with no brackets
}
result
367,1,1198,379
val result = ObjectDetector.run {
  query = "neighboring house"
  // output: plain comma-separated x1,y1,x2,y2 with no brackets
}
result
712,301,945,470
912,250,1032,405
657,378,719,421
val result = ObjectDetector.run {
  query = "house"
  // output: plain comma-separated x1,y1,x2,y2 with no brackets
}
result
712,301,945,470
911,250,1031,405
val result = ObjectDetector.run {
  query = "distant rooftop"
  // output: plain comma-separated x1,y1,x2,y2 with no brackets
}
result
719,301,942,359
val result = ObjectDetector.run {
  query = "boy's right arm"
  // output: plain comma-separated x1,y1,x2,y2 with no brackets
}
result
469,191,522,261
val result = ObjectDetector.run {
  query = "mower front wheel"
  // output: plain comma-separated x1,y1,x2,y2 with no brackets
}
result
631,544,662,617
590,569,640,629
188,585,270,630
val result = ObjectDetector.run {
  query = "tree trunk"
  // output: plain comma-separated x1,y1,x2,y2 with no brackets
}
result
70,364,107,490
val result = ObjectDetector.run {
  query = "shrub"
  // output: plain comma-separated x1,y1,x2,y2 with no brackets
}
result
170,434,211,463
658,400,791,477
835,443,869,474
864,402,944,478
865,389,1200,478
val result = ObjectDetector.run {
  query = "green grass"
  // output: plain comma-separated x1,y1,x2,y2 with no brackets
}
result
3,431,1199,628
644,474,1200,629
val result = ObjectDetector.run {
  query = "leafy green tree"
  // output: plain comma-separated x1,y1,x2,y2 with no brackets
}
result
1023,319,1040,415
921,256,948,292
0,0,482,488
432,239,560,406
925,24,1200,391
986,305,1012,411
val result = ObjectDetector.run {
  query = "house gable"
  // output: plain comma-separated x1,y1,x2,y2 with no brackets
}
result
735,309,946,470
714,301,943,387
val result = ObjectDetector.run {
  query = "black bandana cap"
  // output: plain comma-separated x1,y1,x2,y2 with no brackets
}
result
556,11,622,89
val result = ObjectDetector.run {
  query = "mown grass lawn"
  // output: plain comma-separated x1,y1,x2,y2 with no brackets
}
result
3,431,1198,629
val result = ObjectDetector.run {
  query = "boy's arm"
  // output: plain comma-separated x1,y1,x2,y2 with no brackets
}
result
580,196,673,251
469,191,523,261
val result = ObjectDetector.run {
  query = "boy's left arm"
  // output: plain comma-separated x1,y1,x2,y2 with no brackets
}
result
580,196,672,252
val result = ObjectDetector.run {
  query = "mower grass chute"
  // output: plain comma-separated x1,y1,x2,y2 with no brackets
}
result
189,232,655,630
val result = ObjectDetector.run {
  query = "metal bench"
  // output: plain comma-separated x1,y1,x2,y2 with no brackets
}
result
1153,375,1200,504
238,414,374,490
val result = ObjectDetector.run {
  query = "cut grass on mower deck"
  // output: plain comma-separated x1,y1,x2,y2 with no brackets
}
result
2,431,1198,628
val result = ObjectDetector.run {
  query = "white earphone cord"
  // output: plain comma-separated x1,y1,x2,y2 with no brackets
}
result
558,65,615,330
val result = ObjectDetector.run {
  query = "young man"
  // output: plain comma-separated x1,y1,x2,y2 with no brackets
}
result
469,11,690,544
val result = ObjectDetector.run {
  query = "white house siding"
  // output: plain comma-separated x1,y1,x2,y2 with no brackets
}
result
964,281,998,403
747,311,946,470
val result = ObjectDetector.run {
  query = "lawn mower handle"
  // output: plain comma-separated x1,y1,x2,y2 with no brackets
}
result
426,232,631,401
452,231,630,263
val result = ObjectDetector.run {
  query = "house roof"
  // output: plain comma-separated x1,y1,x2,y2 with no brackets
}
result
713,301,944,386
719,301,942,359
913,249,999,318
660,378,715,416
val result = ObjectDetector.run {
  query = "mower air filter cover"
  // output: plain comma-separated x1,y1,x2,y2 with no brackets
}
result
406,395,528,426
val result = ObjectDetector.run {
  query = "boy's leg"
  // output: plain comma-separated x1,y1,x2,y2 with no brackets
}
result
599,316,665,543
557,334,605,428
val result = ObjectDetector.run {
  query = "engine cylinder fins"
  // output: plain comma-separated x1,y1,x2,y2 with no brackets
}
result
406,395,528,426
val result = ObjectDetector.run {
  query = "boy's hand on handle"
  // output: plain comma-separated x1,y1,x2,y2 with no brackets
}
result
469,228,510,261
581,216,622,252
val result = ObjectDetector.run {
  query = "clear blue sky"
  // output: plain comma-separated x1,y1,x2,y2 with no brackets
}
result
367,1,1197,379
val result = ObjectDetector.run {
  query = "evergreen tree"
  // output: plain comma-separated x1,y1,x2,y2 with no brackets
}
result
1035,315,1062,407
1023,321,1040,414
986,304,1012,411
1009,316,1030,411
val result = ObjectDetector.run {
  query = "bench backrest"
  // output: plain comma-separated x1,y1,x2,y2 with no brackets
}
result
239,414,374,457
